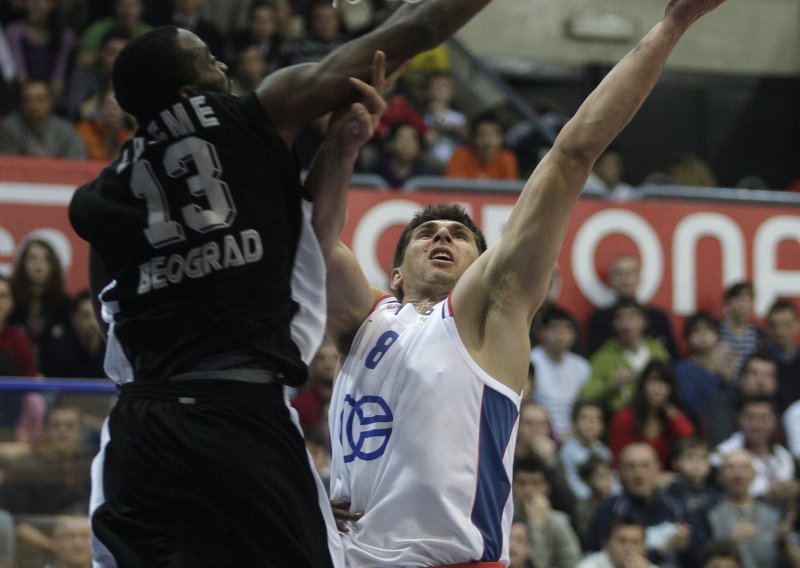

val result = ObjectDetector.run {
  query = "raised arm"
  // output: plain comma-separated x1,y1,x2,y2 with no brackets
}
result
305,52,393,354
257,0,494,145
453,0,728,388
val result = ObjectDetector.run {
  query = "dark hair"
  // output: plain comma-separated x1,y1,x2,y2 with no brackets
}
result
100,26,133,49
391,204,487,300
540,305,577,330
577,455,611,482
700,540,742,567
631,360,684,438
767,299,798,319
11,238,65,318
112,26,197,123
682,311,718,341
611,296,646,318
468,110,503,139
571,400,604,424
606,516,646,541
724,281,753,302
739,350,777,378
513,455,548,478
736,393,777,415
672,436,708,460
70,290,92,314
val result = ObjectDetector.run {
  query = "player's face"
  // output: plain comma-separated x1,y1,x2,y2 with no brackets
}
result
178,30,230,96
391,219,481,301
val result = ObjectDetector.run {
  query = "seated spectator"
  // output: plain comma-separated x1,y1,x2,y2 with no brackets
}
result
45,514,92,568
199,0,253,37
65,27,130,121
77,0,152,67
281,0,346,66
706,351,779,446
228,33,268,96
0,79,86,158
5,0,76,103
578,517,659,568
158,0,225,61
39,290,105,379
581,298,671,416
508,519,535,568
586,443,703,567
609,361,695,469
228,1,283,76
74,88,134,161
588,253,677,357
718,281,766,376
422,71,467,169
707,450,800,568
512,456,582,568
665,437,721,519
764,299,800,414
559,401,612,501
583,148,636,201
710,395,797,507
445,111,519,180
674,312,736,431
667,153,718,187
371,121,433,189
530,306,591,439
700,540,743,568
574,456,618,546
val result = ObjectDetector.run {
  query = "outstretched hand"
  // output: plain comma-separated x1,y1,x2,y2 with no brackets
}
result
665,0,727,26
326,51,408,155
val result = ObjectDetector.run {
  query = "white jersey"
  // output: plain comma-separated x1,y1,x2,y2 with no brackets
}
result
329,296,521,567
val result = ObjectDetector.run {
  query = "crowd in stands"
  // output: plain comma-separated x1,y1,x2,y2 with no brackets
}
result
0,0,797,193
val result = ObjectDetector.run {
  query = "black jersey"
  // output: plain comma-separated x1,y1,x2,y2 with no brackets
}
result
70,92,317,384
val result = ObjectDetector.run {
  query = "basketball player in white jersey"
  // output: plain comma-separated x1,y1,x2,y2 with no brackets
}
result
311,0,729,565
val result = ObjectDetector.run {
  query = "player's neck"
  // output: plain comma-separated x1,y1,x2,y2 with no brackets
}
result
405,296,447,314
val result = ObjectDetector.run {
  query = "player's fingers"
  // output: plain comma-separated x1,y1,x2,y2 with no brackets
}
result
348,77,387,116
371,50,386,93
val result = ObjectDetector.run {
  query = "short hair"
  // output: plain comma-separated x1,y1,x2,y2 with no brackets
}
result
739,350,777,375
540,305,577,329
468,110,504,138
611,296,646,318
571,400,604,423
700,539,742,567
100,26,133,49
391,204,487,299
724,281,753,302
683,311,718,341
606,516,646,541
767,299,798,319
736,393,777,415
112,26,197,123
70,290,93,314
672,437,709,460
513,455,548,478
577,455,611,482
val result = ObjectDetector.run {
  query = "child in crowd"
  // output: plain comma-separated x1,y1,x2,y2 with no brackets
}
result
573,455,617,546
559,401,612,500
665,437,720,519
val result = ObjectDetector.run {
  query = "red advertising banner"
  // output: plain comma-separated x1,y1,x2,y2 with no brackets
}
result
1,157,798,353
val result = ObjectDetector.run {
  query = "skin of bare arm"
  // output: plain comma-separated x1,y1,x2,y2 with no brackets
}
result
256,0,495,146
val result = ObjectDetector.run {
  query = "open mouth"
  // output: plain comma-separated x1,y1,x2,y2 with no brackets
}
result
429,249,453,262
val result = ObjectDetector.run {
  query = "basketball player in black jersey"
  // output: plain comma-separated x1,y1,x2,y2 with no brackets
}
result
68,1,498,565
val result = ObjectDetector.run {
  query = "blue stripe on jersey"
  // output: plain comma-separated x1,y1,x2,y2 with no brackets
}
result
472,386,518,561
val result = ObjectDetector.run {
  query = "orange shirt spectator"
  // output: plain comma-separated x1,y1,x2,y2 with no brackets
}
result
75,88,133,161
445,111,519,180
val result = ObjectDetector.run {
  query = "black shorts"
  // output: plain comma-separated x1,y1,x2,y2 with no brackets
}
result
91,380,334,568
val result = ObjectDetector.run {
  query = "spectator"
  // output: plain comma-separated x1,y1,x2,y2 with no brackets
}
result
587,253,677,357
371,120,433,188
422,71,466,169
44,514,92,568
77,0,152,66
9,237,72,360
65,27,130,121
583,148,637,201
0,79,86,158
578,516,658,568
512,456,582,568
74,88,134,161
609,361,695,469
228,34,268,96
199,0,253,37
560,401,613,500
290,338,338,436
764,300,800,414
667,153,718,187
445,110,519,180
581,298,671,416
718,281,765,376
157,0,226,61
530,306,591,438
586,443,702,567
710,395,797,506
5,0,76,102
700,540,743,568
228,1,283,76
674,312,736,431
39,290,105,380
665,437,720,519
706,351,779,446
508,519,535,568
574,456,618,546
707,449,800,568
281,0,347,65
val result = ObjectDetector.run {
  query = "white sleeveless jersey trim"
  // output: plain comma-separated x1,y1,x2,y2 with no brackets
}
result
329,297,521,567
99,280,134,385
290,197,326,365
